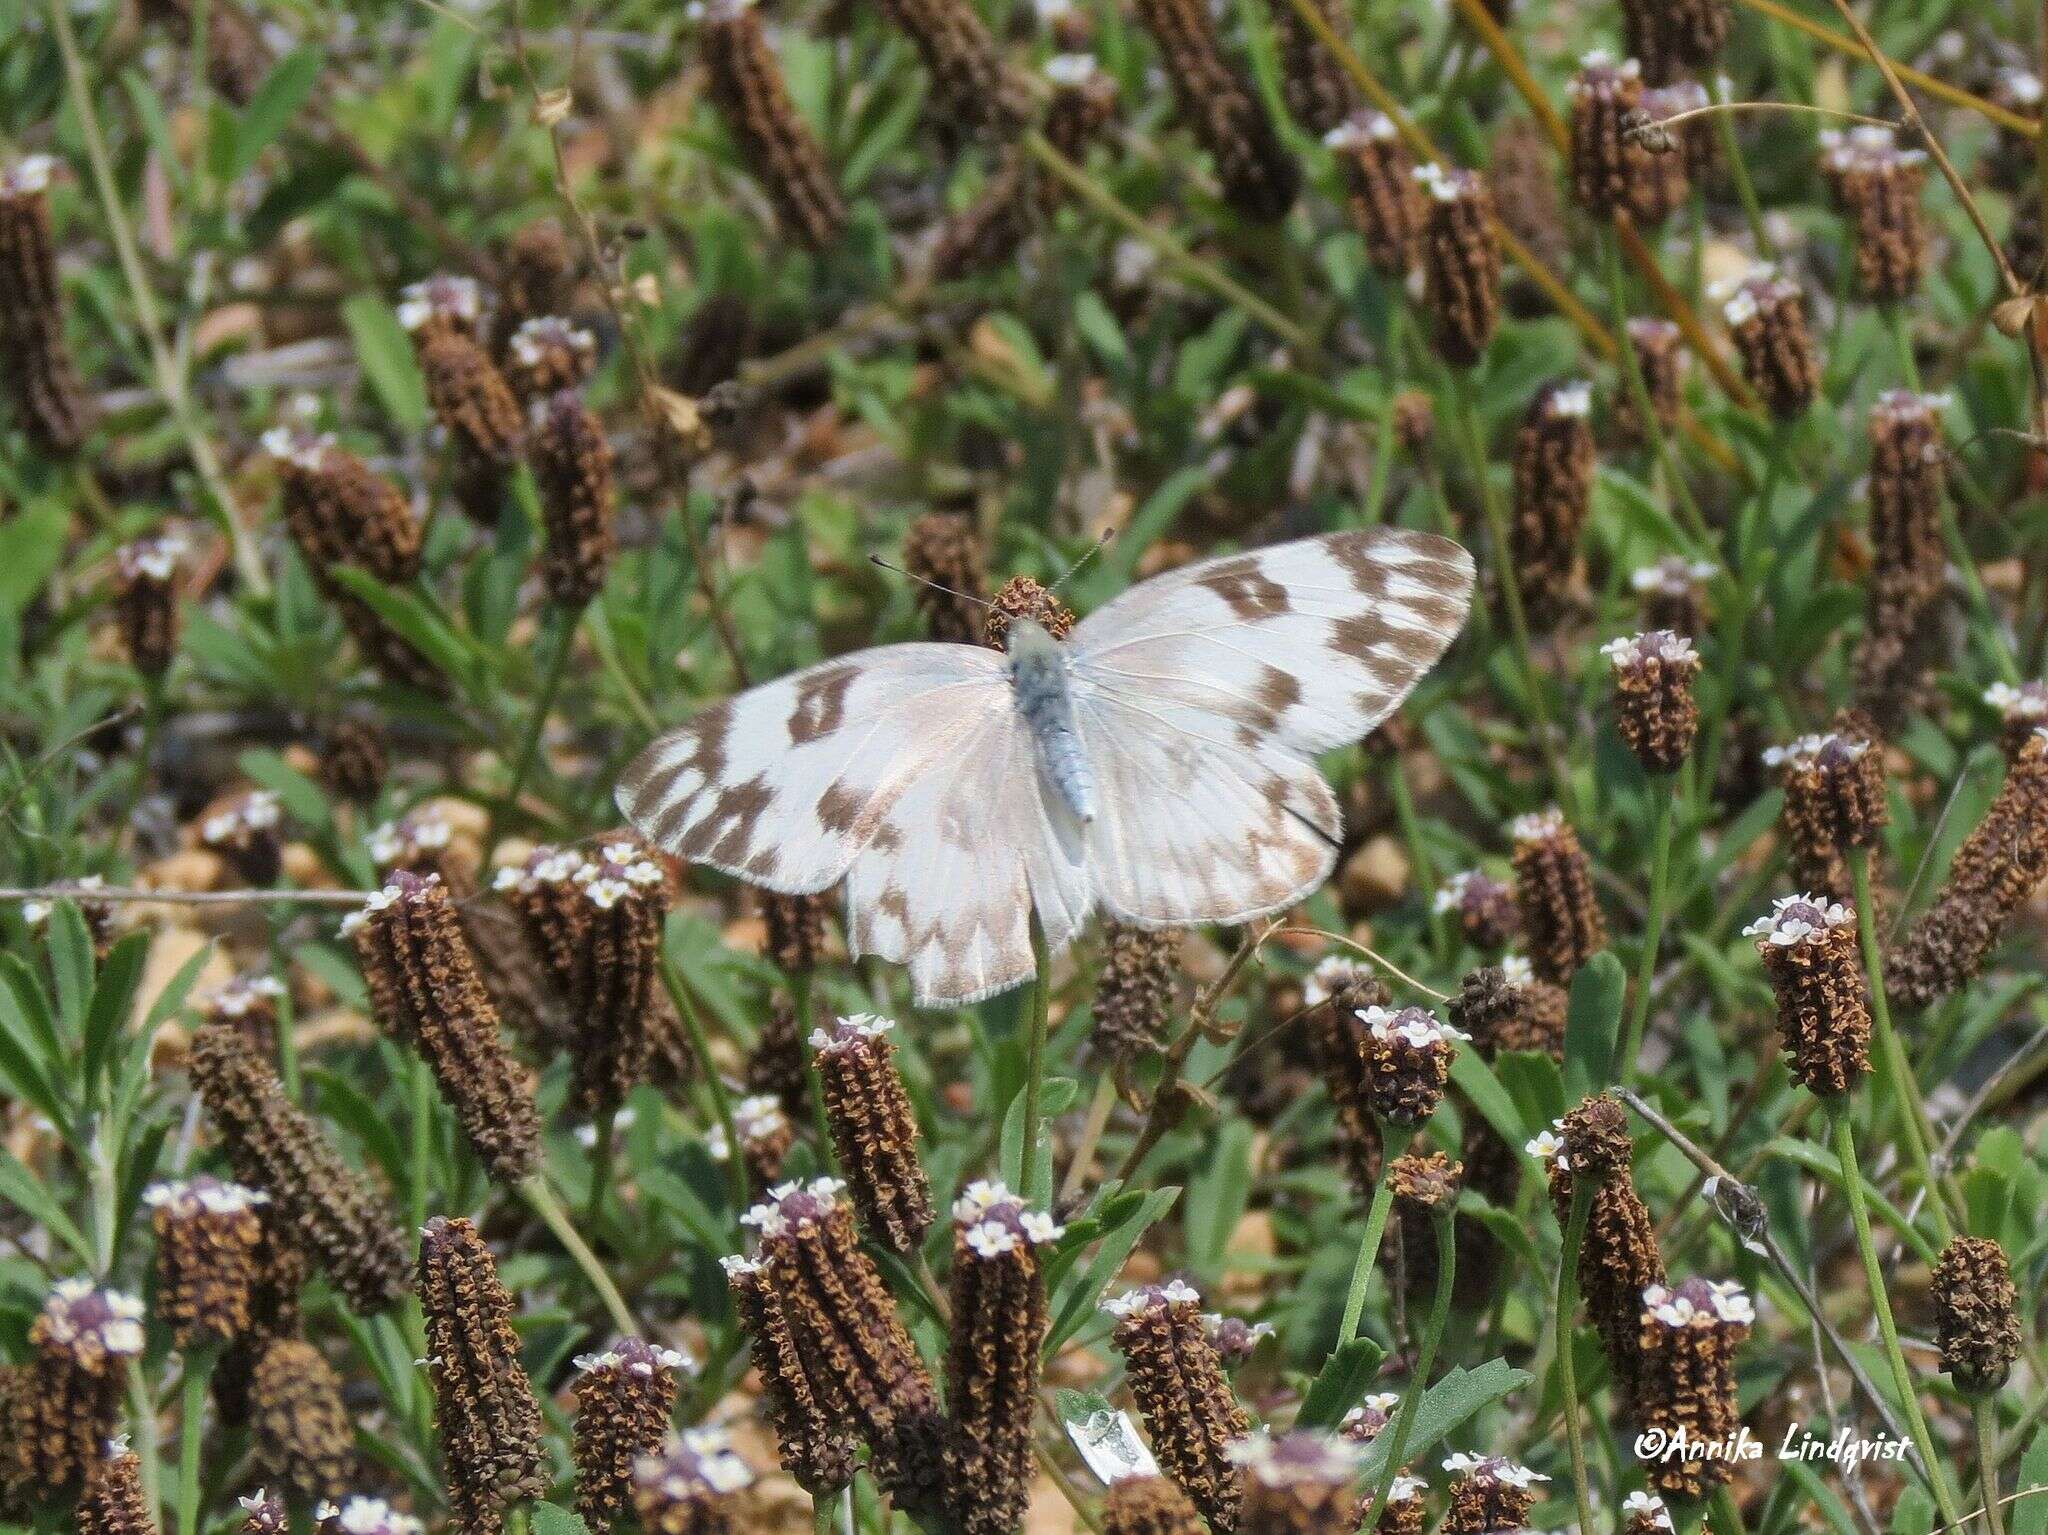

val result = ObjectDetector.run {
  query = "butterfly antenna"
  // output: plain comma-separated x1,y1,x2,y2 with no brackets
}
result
868,554,994,609
1050,528,1115,594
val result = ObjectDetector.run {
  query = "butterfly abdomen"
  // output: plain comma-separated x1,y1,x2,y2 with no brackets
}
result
1006,619,1097,823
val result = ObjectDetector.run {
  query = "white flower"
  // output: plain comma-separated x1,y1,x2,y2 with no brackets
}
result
1102,1279,1201,1317
1389,1475,1429,1502
1525,1129,1567,1167
1044,53,1099,86
1547,381,1594,418
1741,893,1853,945
1509,808,1566,844
4,154,58,194
1303,955,1373,1004
1360,1005,1466,1048
811,1012,894,1052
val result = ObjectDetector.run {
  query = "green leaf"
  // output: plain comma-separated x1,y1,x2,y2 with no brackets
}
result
48,901,95,1036
1563,951,1625,1096
225,46,324,180
1355,1361,1533,1482
0,1145,93,1264
1297,1335,1389,1429
530,1505,594,1535
1448,1048,1534,1162
0,499,69,616
237,748,332,829
1046,1186,1180,1355
1184,1118,1255,1286
326,568,477,688
2011,1428,2048,1535
80,931,150,1100
343,293,429,431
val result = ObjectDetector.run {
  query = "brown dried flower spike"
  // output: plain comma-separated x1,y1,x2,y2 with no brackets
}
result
146,1175,269,1350
1622,0,1728,82
903,510,990,644
1327,113,1424,279
1746,895,1872,1097
417,1216,547,1535
699,0,848,252
506,315,597,401
1821,127,1928,304
1227,1430,1365,1535
1511,380,1597,625
1434,869,1517,949
944,1183,1063,1535
1930,1236,2022,1395
1765,725,1888,902
113,531,189,680
1450,956,1567,1058
249,1336,355,1503
1632,555,1716,637
1720,267,1820,420
1105,1281,1250,1534
529,389,617,609
1417,164,1500,368
77,1445,153,1535
1093,921,1180,1064
721,1253,859,1495
633,1428,755,1535
1569,53,1659,221
811,1013,934,1255
348,871,543,1183
1132,0,1299,223
7,1281,146,1497
1510,809,1608,985
574,1339,694,1534
1605,630,1701,774
1855,390,1950,725
1101,1474,1209,1535
1359,1005,1464,1125
875,0,1029,135
708,1094,795,1187
1633,1279,1755,1499
1441,1454,1550,1534
0,156,95,456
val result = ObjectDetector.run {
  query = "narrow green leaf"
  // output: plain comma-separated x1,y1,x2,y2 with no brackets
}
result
1046,1186,1180,1355
0,1146,93,1264
1563,951,1625,1096
81,931,150,1099
1297,1336,1389,1429
2011,1428,2048,1535
342,294,429,431
227,46,324,180
1355,1361,1533,1481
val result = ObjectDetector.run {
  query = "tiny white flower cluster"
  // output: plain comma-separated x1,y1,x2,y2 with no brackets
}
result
1044,53,1100,86
580,846,665,909
1508,808,1567,845
23,874,105,927
3,154,58,195
635,1427,755,1498
1996,66,2045,106
1572,46,1638,79
510,316,596,368
342,874,436,938
1339,1392,1402,1437
1101,1278,1203,1318
144,1176,270,1217
40,1278,146,1359
1323,110,1400,150
1359,1005,1466,1049
1819,124,1927,173
1303,954,1374,1005
718,1253,765,1278
1871,388,1951,426
1389,1474,1430,1502
1413,163,1474,202
120,530,191,583
1642,1279,1755,1328
260,423,336,471
1712,264,1799,328
1741,893,1853,947
1630,556,1717,597
810,1012,895,1053
1625,1490,1676,1531
1601,632,1698,670
366,811,452,869
491,846,589,894
1544,381,1595,419
1441,1452,1549,1488
201,790,282,846
1500,954,1535,987
203,974,286,1018
1225,1429,1366,1486
397,274,482,333
573,1341,696,1377
740,1177,847,1239
1984,680,2048,723
315,1495,427,1535
707,1096,790,1162
1525,1121,1569,1170
1761,731,1866,771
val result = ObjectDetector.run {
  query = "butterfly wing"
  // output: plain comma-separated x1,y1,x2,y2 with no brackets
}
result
840,704,1093,1007
616,644,1015,893
1067,528,1473,924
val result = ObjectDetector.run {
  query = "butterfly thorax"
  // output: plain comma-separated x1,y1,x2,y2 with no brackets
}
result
1006,617,1098,824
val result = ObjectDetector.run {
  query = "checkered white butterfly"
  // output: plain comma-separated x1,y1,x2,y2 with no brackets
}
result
618,529,1473,1006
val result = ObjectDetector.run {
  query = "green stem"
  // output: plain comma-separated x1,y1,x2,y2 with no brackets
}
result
493,602,584,860
1848,850,1953,1241
1977,1397,2008,1535
1600,227,1712,547
1016,914,1053,1202
1554,1180,1598,1535
1709,1485,1750,1535
1338,1122,1415,1342
1620,787,1679,1086
519,1174,638,1339
585,1107,618,1227
1831,1109,1965,1529
1709,72,1774,257
409,1058,434,1233
176,1348,218,1535
1448,371,1577,822
1360,305,1409,527
1057,1071,1119,1210
792,974,838,1163
661,956,748,1210
1358,1209,1456,1532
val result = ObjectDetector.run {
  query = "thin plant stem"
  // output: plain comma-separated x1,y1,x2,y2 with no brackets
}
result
1057,1071,1119,1209
1448,372,1578,821
1977,1398,2008,1535
1601,227,1712,547
660,955,748,1210
519,1174,638,1339
1708,73,1775,256
1358,1209,1456,1533
176,1347,219,1535
1831,1109,1965,1528
585,1107,618,1226
1620,787,1679,1086
1017,914,1053,1200
493,602,584,861
1554,1180,1599,1535
1338,1122,1415,1341
1848,850,1953,1241
1360,304,1409,527
1711,1485,1751,1535
44,0,269,598
792,974,838,1161
409,1058,434,1232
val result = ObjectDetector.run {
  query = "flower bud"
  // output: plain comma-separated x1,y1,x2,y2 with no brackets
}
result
574,1339,694,1533
1931,1236,2021,1396
418,1216,547,1533
985,575,1077,648
1764,722,1887,902
146,1175,269,1350
1417,165,1499,367
12,1282,145,1496
414,317,524,526
349,872,542,1182
1631,555,1715,637
1093,922,1180,1064
1568,53,1658,221
1509,810,1607,985
1104,1281,1249,1533
250,1337,354,1504
189,1020,410,1314
1433,870,1517,949
1889,730,2048,1008
700,0,848,252
1449,957,1566,1059
811,1014,934,1254
1359,1006,1462,1124
944,1183,1062,1535
1132,0,1300,223
78,1444,152,1535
